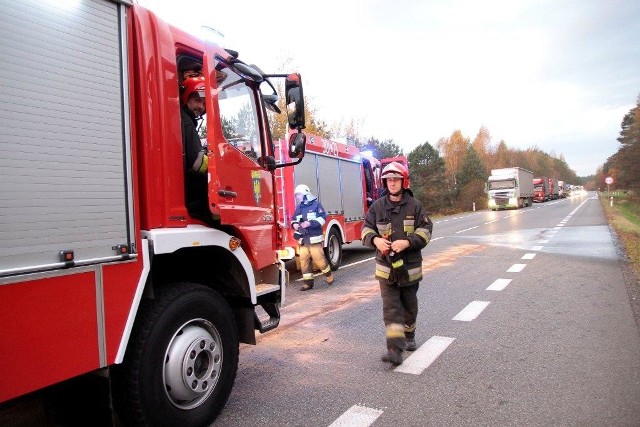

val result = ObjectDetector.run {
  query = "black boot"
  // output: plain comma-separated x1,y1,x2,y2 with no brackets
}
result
300,280,314,291
381,347,403,366
405,337,417,351
404,332,418,351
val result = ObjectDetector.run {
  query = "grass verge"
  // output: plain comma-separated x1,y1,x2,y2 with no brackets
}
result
600,192,640,284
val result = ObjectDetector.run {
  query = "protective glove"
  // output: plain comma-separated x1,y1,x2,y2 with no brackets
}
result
387,251,410,283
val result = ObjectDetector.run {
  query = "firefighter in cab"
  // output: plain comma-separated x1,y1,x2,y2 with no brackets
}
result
291,184,334,291
361,162,433,366
180,76,209,218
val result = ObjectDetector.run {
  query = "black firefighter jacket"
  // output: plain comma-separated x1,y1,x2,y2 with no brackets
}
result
361,191,433,285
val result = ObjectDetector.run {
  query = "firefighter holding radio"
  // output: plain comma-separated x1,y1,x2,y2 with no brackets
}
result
291,184,334,291
361,162,433,366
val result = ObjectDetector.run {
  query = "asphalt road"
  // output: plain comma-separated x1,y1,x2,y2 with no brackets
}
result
213,192,640,426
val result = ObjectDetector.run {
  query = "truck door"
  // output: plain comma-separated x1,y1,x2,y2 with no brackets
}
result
202,51,276,269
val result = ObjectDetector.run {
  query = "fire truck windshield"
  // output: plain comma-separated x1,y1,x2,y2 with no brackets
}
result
217,70,261,160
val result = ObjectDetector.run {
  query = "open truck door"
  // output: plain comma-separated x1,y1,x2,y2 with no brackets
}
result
202,45,306,270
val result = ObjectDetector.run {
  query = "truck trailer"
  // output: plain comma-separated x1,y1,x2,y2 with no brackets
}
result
549,178,560,200
533,176,550,202
0,1,307,425
487,167,534,210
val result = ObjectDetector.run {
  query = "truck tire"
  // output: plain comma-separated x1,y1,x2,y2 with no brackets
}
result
113,283,239,427
324,228,343,271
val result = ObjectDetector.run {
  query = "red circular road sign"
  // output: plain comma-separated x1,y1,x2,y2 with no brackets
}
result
605,176,613,185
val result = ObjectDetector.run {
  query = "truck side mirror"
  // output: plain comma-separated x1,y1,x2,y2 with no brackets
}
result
288,132,306,159
285,73,305,130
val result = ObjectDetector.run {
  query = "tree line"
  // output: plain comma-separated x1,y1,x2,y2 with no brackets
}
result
265,79,600,215
357,129,580,215
599,94,640,196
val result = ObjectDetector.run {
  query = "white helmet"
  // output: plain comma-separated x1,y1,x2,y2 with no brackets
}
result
294,184,315,204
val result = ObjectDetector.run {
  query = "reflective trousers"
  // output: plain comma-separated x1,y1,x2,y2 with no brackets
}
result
379,281,419,351
299,243,331,285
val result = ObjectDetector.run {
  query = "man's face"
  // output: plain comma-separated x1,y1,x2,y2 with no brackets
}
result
182,69,201,80
386,177,403,194
187,93,205,117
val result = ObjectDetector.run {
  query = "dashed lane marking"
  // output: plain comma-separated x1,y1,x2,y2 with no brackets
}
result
522,253,536,260
329,405,383,427
394,336,456,375
487,278,512,291
507,263,527,272
532,245,543,251
452,300,491,321
455,226,478,234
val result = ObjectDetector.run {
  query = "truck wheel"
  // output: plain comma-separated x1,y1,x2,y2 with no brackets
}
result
324,228,343,271
113,283,239,427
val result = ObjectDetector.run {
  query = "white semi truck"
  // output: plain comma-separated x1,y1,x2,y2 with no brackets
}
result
487,167,534,210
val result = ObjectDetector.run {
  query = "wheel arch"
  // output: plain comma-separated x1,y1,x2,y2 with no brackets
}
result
141,226,258,345
323,219,345,247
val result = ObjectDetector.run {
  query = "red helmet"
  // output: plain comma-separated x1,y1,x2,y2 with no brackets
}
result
381,161,409,189
180,76,206,106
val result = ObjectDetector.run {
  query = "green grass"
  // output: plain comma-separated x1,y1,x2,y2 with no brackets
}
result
601,192,640,281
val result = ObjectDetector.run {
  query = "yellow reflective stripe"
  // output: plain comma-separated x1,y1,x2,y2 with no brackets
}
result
391,258,404,269
408,267,422,281
302,273,314,280
361,228,377,239
386,323,405,339
377,223,392,235
315,217,326,226
415,230,430,242
404,323,416,333
309,235,323,244
192,151,208,173
403,219,414,233
198,153,208,173
375,263,391,279
320,266,331,274
376,263,391,274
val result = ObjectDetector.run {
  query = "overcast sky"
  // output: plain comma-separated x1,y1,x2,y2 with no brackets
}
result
137,0,640,176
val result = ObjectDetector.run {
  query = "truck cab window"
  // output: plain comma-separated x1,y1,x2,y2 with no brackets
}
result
217,71,261,161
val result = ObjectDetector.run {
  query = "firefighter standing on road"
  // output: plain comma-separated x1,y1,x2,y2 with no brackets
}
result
361,162,433,366
180,76,209,218
291,184,334,291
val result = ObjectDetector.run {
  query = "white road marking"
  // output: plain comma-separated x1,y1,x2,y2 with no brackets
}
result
484,219,501,224
455,226,478,234
487,278,511,291
553,226,562,230
394,336,456,375
329,405,383,427
507,264,527,272
452,300,491,321
431,236,444,241
532,245,543,251
521,253,536,260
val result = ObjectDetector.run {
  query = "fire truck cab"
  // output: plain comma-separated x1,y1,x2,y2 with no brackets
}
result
0,1,306,425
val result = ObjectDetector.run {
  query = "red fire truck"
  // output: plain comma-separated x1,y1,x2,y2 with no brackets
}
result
0,1,306,425
275,134,407,270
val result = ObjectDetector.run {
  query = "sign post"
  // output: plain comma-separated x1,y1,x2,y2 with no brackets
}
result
605,176,614,205
605,176,613,195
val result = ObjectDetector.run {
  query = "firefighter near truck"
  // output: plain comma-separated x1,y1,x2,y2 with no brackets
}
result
275,133,408,270
0,1,308,426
